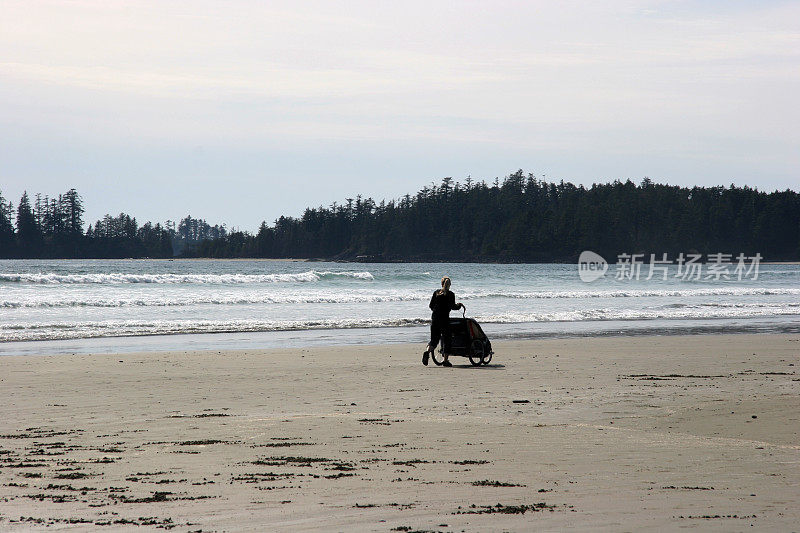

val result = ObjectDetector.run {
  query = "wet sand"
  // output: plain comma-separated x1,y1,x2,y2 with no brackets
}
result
1,334,799,531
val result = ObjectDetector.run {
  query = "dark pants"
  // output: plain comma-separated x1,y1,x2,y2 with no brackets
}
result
429,317,451,353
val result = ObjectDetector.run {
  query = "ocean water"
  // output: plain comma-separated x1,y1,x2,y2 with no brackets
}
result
1,259,799,355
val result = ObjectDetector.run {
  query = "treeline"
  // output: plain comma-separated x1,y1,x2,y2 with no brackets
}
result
0,188,227,258
190,171,800,261
3,173,800,261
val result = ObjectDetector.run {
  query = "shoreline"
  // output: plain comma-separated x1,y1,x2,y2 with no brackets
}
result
2,329,798,360
3,258,799,264
1,334,798,530
3,320,800,357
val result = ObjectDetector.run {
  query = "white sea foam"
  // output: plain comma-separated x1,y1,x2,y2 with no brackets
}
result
3,302,800,342
0,290,426,308
463,287,800,299
480,303,800,324
0,317,429,341
3,286,799,309
0,270,374,285
3,261,799,344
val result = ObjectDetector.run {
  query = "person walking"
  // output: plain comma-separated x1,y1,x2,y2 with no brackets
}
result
422,276,463,367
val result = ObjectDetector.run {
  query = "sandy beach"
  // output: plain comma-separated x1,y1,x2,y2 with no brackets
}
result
1,334,799,531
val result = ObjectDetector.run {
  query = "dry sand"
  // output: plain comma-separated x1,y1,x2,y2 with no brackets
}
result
1,334,799,531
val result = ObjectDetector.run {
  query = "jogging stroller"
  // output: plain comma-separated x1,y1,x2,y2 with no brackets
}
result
431,306,494,366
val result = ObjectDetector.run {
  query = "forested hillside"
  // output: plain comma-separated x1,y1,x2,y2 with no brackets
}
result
192,171,800,262
2,172,799,261
0,189,223,259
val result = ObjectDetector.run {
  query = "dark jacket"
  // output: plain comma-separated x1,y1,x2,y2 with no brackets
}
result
429,290,459,321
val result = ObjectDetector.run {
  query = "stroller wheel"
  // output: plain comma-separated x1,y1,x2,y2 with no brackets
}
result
431,348,445,366
481,350,493,365
469,339,485,366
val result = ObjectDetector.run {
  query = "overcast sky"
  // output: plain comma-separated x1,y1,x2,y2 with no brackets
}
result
2,0,798,230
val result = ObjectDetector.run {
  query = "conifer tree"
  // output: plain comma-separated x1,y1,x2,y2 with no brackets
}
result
0,190,14,257
16,192,41,254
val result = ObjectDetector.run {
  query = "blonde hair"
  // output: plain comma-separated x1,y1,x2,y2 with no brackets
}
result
439,276,451,295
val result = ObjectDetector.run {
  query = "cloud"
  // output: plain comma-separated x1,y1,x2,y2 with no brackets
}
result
1,0,798,228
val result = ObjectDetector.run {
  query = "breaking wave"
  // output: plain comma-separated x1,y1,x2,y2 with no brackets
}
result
0,291,425,308
480,303,800,324
3,286,800,309
3,261,798,346
0,271,374,285
0,317,428,342
469,287,800,299
3,302,800,342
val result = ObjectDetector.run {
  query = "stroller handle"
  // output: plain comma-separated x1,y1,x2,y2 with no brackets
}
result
461,304,466,318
